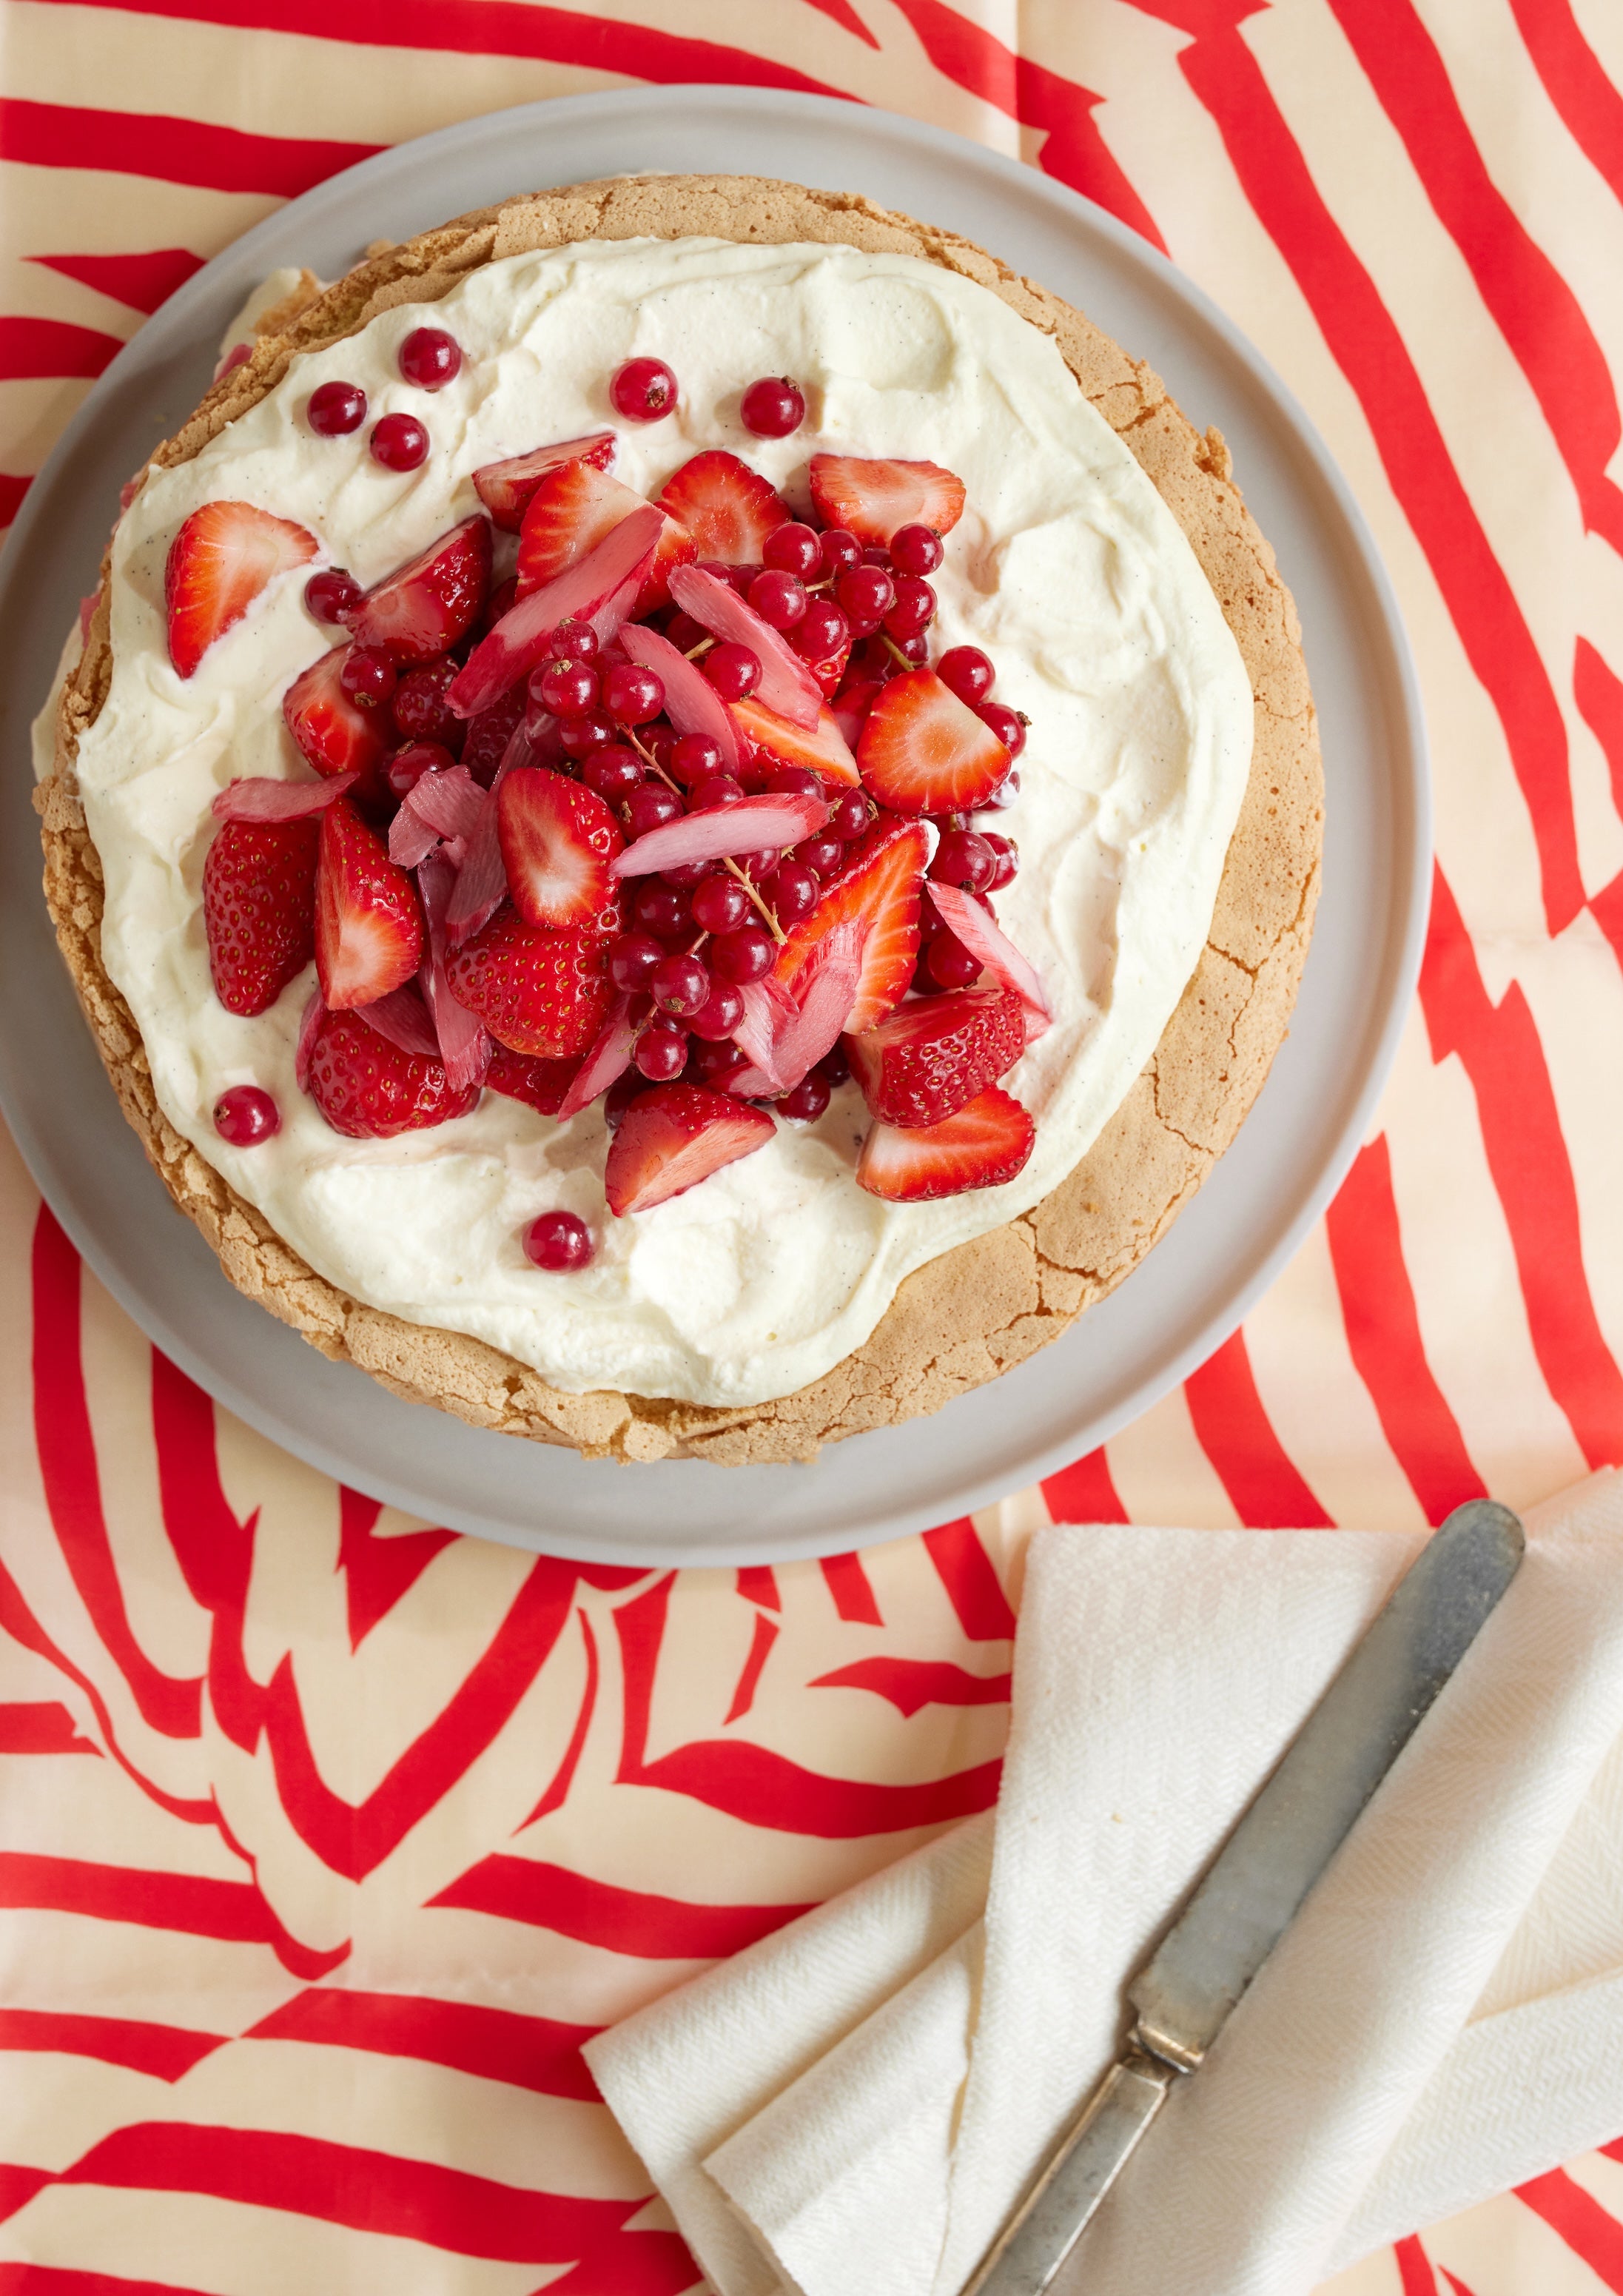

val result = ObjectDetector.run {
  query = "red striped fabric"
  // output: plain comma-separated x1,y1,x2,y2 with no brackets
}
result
1,5,1619,2292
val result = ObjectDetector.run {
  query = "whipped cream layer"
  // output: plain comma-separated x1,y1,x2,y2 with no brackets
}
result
74,237,1253,1409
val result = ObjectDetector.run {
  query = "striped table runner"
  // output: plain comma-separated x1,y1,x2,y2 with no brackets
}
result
3,4,1622,2291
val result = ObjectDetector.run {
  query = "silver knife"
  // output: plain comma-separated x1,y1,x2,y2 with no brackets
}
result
961,1497,1525,2296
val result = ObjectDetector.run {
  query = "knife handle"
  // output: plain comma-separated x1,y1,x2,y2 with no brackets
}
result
959,2046,1177,2296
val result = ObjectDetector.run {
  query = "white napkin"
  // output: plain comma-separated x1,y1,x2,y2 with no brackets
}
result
585,1471,1623,2296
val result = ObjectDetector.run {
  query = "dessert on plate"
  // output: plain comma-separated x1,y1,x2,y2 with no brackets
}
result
38,175,1322,1465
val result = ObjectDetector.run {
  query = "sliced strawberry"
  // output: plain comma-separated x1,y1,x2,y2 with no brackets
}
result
165,500,317,677
499,767,624,928
447,502,663,719
283,645,391,804
473,430,616,531
486,1045,578,1115
604,1082,776,1217
830,677,884,751
773,813,932,1036
346,516,491,663
846,986,1024,1127
668,565,820,730
304,1007,481,1139
315,799,425,1009
517,463,693,615
203,816,319,1016
656,450,789,564
806,634,853,699
733,695,860,788
856,1086,1035,1202
461,687,526,788
857,669,1010,816
807,454,966,547
443,908,614,1060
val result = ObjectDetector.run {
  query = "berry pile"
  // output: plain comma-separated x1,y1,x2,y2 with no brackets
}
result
170,346,1050,1269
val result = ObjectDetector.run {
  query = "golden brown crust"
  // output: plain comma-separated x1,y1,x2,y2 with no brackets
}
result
39,174,1322,1464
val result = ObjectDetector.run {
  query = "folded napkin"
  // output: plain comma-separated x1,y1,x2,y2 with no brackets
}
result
585,1471,1623,2296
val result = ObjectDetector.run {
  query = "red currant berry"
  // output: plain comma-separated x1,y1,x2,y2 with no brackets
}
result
747,568,807,629
976,699,1026,756
937,645,996,705
794,834,844,879
483,577,517,631
978,768,1021,812
669,732,724,786
610,356,678,423
740,375,806,437
893,631,930,665
830,788,871,842
625,783,684,837
550,617,599,662
818,1044,851,1087
391,659,460,742
651,952,713,1018
634,1018,689,1080
398,326,461,391
765,764,823,799
793,599,849,661
523,1209,594,1271
608,932,665,991
776,1070,831,1122
213,1084,280,1144
690,873,752,933
632,881,693,940
602,662,664,724
665,610,708,653
736,847,780,881
925,927,981,990
305,567,363,624
661,859,712,888
891,523,945,577
583,745,643,799
764,522,822,578
702,643,761,702
689,774,744,812
762,860,819,923
980,831,1018,889
537,658,600,719
558,711,616,759
930,828,995,890
386,739,454,799
818,527,862,577
369,412,429,471
605,1070,645,1129
835,563,895,637
884,575,935,639
340,647,397,707
710,926,775,982
690,1036,742,1078
307,380,366,436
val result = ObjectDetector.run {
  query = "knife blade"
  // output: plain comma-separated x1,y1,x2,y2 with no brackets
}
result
960,1497,1525,2296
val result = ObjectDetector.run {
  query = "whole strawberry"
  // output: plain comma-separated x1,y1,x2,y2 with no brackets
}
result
204,815,320,1016
304,1007,481,1139
443,907,614,1060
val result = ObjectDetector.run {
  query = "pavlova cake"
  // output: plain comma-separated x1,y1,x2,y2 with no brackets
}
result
38,175,1322,1465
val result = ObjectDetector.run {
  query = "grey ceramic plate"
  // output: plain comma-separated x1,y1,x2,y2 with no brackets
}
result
0,88,1428,1566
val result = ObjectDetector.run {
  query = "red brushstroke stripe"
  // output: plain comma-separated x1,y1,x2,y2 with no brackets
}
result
0,2167,53,2221
1041,1446,1128,1523
27,246,204,314
0,316,124,381
337,1484,456,1648
1331,0,1623,554
1184,1331,1335,1528
820,1551,883,1625
0,1851,347,1980
0,2271,218,2295
800,0,880,46
32,1209,203,1739
430,1856,812,1960
1440,2271,1481,2296
53,2123,674,2269
1422,866,1623,1468
1132,0,1584,934
1325,1137,1487,1523
1508,0,1623,209
884,0,1165,247
809,1657,1011,1716
35,0,848,100
736,1565,780,1609
1395,2235,1439,2296
247,1989,602,2101
0,474,30,526
0,2008,222,2082
1575,637,1623,817
0,1700,98,1753
0,95,379,195
1518,2167,1623,2292
921,1518,1018,1639
518,1608,599,1829
725,1611,779,1725
615,1579,1001,1833
1590,866,1623,973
